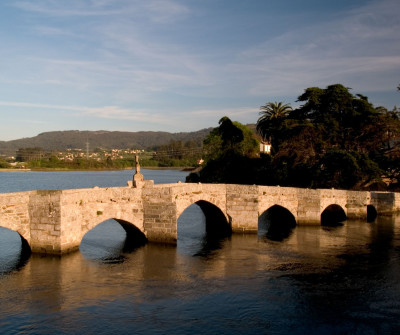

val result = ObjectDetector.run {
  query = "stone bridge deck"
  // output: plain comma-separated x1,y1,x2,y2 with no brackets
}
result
1,182,399,255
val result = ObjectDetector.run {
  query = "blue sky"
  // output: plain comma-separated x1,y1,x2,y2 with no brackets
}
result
0,0,399,141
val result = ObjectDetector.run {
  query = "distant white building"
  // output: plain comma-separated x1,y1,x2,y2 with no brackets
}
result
260,141,271,154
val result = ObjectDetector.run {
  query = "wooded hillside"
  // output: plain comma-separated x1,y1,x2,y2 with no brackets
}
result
0,129,213,155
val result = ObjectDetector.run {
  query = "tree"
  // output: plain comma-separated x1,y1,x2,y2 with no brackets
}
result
203,128,223,161
194,84,400,190
256,102,292,152
218,117,244,150
272,84,398,189
0,158,10,168
292,84,380,151
234,122,260,157
188,117,260,183
203,117,258,161
314,150,382,190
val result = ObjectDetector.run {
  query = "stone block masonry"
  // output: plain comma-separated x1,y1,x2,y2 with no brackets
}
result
0,191,32,245
0,182,399,255
227,184,259,233
29,190,63,254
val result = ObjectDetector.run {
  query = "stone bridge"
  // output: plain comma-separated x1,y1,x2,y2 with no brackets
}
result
0,181,399,255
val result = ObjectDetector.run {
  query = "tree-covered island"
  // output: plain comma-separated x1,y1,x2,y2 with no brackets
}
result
188,84,400,191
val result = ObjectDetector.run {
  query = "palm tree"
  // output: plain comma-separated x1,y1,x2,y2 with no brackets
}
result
256,102,292,149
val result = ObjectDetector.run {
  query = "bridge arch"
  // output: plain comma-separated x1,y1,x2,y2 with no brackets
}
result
367,205,378,222
81,212,146,238
80,218,147,258
321,204,347,226
177,200,231,237
258,202,297,223
175,195,227,223
177,200,231,257
258,205,297,241
0,222,31,245
0,226,31,273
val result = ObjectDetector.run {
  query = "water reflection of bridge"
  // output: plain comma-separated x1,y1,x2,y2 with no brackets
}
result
0,181,399,255
3,215,399,307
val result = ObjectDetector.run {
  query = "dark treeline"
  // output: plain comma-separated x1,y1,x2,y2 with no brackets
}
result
188,84,400,191
148,139,204,167
25,156,136,170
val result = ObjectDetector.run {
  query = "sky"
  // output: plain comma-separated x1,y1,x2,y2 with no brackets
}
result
0,0,399,141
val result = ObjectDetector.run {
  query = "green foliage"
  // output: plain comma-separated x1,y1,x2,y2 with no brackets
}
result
26,156,136,170
218,117,244,149
0,158,10,168
188,117,261,184
152,139,203,167
256,84,399,189
234,122,260,157
203,128,223,161
203,117,259,162
198,84,400,190
195,151,261,184
313,150,381,189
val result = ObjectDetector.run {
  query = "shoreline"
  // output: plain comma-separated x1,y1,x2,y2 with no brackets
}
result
0,166,195,172
0,168,32,172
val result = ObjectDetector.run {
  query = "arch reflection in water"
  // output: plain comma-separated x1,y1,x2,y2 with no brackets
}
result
0,227,31,275
79,219,147,263
367,204,378,222
321,204,347,226
178,202,232,257
258,205,297,241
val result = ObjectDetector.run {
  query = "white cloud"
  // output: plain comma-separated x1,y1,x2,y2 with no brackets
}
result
2,0,399,140
14,1,126,16
0,100,258,132
143,0,190,23
228,0,400,97
0,100,180,128
14,0,189,22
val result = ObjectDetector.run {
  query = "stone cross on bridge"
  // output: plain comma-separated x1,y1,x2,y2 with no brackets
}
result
0,179,399,255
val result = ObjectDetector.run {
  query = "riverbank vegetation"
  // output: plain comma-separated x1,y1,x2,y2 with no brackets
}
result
0,157,10,168
188,84,400,191
4,139,204,170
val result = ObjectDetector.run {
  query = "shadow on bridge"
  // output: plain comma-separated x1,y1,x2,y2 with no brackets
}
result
0,227,31,275
80,219,147,264
321,204,347,226
258,205,297,242
178,201,232,258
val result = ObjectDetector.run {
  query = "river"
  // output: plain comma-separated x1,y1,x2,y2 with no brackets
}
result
1,170,400,334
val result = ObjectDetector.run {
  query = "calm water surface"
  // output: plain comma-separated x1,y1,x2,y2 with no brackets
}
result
1,170,400,334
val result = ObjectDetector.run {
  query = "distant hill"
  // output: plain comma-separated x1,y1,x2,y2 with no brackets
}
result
0,129,213,156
